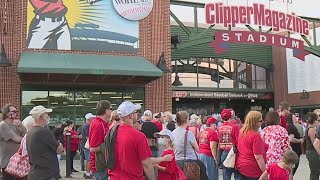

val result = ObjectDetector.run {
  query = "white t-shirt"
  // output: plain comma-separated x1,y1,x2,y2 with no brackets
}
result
172,127,197,161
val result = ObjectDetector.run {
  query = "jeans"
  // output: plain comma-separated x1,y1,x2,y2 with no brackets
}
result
94,171,108,180
221,150,241,180
306,150,320,180
198,153,219,180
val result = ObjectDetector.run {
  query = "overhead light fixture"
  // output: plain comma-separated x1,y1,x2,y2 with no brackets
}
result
172,73,183,86
0,44,11,67
211,71,221,83
300,90,309,99
171,35,181,49
156,52,170,73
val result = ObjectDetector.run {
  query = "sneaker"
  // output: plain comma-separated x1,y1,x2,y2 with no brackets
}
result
72,169,79,173
84,174,94,179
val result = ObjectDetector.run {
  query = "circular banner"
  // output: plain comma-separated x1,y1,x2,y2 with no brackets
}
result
112,0,153,21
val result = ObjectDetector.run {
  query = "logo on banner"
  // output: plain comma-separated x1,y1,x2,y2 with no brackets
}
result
113,0,153,21
209,31,309,61
205,3,310,35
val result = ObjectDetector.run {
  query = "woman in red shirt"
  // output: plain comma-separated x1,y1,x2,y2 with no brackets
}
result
64,120,80,172
198,117,219,180
236,111,267,180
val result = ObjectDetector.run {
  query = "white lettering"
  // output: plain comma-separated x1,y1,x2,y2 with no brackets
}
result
292,40,300,49
222,33,230,41
247,34,254,42
260,35,267,43
280,37,287,46
235,33,242,41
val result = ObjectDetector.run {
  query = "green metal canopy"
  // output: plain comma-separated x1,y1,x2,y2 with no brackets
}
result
17,52,163,77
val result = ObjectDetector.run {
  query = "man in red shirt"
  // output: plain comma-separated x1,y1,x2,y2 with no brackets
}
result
89,100,112,180
278,101,290,130
217,109,241,180
109,101,155,180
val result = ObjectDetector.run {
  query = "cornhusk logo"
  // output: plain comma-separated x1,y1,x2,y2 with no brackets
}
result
113,0,153,21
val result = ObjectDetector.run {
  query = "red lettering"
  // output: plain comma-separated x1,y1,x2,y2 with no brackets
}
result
231,6,239,27
223,6,231,27
247,7,253,24
279,12,286,29
295,17,302,34
253,4,265,25
302,20,309,35
272,11,279,31
265,9,272,27
239,6,247,24
205,4,215,24
287,14,293,31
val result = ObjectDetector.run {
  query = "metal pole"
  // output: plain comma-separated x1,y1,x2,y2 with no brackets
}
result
65,130,72,178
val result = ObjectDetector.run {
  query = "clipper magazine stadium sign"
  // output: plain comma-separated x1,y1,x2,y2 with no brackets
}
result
206,3,310,60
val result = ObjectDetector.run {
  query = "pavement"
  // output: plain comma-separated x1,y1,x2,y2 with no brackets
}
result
59,154,311,179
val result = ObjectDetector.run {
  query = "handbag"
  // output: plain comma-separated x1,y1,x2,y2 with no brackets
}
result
183,130,201,180
5,137,30,178
223,145,237,168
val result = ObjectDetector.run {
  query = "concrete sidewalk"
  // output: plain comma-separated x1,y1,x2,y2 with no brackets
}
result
59,154,311,179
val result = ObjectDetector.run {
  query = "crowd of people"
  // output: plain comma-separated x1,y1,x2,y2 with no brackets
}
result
1,101,320,180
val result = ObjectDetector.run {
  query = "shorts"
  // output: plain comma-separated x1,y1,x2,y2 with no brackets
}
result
83,148,90,161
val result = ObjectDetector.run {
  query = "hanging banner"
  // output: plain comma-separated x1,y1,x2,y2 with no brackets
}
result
209,30,309,61
205,3,310,35
172,91,273,99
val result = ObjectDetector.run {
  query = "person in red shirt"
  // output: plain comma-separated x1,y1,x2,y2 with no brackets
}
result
63,120,80,173
236,111,267,179
278,101,291,130
198,117,219,180
153,112,164,131
217,109,240,180
89,100,112,180
154,129,185,180
259,150,298,180
108,101,155,180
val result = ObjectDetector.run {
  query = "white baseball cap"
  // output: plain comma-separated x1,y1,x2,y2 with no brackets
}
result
85,113,95,120
143,110,152,116
117,101,141,118
155,129,174,141
29,105,52,118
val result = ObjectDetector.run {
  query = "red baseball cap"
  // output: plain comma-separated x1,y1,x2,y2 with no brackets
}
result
206,117,217,126
221,109,232,119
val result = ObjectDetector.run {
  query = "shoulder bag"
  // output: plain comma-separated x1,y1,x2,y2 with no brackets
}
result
183,130,201,180
5,137,30,178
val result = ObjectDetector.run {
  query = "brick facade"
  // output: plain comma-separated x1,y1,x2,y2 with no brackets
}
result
0,0,172,112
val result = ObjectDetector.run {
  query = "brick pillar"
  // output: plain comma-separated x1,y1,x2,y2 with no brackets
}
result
0,0,21,109
272,46,288,108
142,0,172,113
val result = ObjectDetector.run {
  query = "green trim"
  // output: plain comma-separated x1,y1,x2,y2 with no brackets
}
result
171,25,273,69
17,52,163,77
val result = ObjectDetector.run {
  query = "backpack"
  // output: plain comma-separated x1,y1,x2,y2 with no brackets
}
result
104,125,120,170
